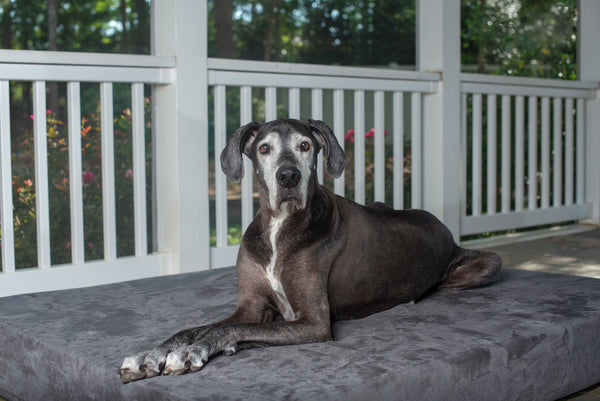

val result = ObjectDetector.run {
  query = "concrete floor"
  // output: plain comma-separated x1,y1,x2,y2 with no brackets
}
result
481,227,600,280
479,226,600,401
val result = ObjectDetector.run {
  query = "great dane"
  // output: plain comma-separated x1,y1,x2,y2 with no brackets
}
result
119,118,502,383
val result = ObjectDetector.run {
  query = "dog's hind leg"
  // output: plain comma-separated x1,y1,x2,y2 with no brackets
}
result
439,248,502,290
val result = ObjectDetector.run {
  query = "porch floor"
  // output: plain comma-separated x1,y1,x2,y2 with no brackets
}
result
480,226,600,401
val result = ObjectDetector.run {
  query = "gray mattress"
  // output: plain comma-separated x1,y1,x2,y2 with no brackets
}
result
0,267,599,401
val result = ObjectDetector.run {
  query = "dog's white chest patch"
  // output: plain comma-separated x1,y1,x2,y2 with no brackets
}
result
266,207,295,321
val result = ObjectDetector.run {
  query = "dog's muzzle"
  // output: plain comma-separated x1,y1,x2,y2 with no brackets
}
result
274,166,305,209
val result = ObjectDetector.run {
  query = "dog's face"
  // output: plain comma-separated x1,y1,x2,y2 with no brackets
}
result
253,123,316,210
221,119,346,212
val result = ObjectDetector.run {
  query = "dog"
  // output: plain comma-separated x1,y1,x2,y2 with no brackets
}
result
119,118,502,383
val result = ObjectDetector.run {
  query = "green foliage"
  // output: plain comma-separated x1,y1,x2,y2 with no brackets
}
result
0,0,150,53
208,0,578,78
339,128,412,208
8,97,152,268
210,0,416,66
461,0,577,79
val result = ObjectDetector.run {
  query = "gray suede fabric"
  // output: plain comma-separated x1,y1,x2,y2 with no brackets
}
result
0,267,599,401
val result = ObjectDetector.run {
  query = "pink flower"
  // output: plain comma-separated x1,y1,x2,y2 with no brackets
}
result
24,179,32,187
364,128,389,138
123,108,131,116
125,169,133,179
46,109,51,115
345,129,355,143
65,242,71,249
29,114,34,120
83,171,94,184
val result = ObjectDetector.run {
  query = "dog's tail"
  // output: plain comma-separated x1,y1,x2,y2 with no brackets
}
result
439,247,503,290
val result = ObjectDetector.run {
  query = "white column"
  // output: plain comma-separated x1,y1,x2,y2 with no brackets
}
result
152,0,210,273
416,0,461,239
579,0,600,223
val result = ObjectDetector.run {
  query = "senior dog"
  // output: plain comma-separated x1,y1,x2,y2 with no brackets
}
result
119,118,502,383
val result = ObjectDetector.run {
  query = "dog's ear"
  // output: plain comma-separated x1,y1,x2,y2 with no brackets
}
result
220,121,262,183
307,119,347,178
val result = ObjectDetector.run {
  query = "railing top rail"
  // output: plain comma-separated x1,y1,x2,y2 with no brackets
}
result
461,72,599,91
461,73,598,99
0,49,175,68
208,57,441,82
0,50,175,84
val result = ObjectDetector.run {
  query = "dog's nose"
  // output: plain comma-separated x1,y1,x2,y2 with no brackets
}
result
276,166,301,188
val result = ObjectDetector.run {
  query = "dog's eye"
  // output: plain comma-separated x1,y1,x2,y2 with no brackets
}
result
300,142,311,152
259,144,270,155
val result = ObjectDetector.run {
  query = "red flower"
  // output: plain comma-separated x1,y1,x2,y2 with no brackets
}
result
83,171,94,184
365,128,389,138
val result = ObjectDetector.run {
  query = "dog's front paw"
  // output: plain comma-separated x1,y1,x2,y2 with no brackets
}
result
162,343,210,375
119,348,168,383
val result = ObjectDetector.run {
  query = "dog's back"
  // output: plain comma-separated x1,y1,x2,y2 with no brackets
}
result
322,186,501,320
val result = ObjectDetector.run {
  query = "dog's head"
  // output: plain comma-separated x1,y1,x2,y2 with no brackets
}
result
220,118,346,211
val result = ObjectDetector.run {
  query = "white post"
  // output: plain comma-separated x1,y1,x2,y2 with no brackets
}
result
152,0,210,273
579,0,600,224
416,0,462,239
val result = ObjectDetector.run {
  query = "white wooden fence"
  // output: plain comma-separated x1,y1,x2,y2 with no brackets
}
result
0,49,597,297
208,58,440,267
0,50,174,296
2,0,600,296
460,74,596,236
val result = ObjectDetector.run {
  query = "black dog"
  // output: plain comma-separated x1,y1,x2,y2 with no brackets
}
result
119,118,502,382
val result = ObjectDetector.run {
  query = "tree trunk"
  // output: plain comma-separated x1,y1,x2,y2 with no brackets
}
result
215,0,235,58
263,0,283,61
1,0,13,48
134,0,149,53
47,0,59,117
272,0,282,62
120,0,129,53
477,0,485,73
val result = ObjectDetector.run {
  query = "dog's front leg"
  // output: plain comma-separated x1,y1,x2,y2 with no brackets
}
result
119,295,271,383
161,317,332,375
161,272,333,375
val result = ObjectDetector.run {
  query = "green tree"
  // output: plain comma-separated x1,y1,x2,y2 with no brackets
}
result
209,0,416,67
461,0,577,79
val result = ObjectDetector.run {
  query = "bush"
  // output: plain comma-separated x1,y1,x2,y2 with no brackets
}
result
7,98,152,269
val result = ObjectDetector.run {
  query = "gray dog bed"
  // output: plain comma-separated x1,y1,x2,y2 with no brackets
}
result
1,267,599,401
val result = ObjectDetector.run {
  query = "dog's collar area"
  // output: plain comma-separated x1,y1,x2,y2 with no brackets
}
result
276,196,304,211
271,201,297,217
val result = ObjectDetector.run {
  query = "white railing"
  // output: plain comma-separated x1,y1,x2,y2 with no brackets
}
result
207,59,440,267
0,50,597,297
0,50,174,297
460,73,597,236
